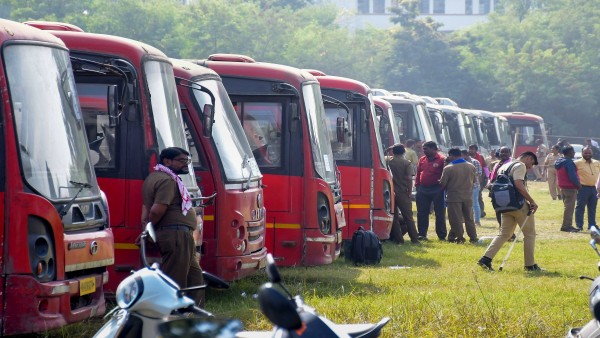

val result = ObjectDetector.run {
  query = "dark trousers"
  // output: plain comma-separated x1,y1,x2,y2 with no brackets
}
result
416,184,447,239
391,191,419,243
575,186,598,228
157,228,205,306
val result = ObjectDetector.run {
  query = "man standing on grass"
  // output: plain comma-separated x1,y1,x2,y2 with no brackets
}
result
555,146,581,233
478,151,542,272
415,141,446,241
545,145,562,200
440,148,478,243
575,146,600,230
387,144,420,244
462,150,482,227
469,144,489,218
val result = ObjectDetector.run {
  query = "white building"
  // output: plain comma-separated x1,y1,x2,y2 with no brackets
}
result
324,0,499,32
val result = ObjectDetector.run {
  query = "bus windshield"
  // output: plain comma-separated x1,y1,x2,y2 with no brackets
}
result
145,60,197,189
369,94,386,167
303,84,336,184
415,103,437,143
192,79,260,182
6,44,98,200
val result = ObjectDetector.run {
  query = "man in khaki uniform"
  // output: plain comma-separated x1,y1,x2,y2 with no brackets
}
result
439,148,478,243
142,147,204,305
387,144,419,244
575,146,600,230
545,145,561,200
478,151,542,272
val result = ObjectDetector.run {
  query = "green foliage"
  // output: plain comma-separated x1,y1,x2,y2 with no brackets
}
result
3,0,600,141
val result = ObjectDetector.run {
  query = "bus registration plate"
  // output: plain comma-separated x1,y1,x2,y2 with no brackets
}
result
80,277,96,296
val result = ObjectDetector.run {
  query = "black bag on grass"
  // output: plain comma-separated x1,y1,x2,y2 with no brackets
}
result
349,226,383,265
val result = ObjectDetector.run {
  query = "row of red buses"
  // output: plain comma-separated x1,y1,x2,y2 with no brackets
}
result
171,59,267,280
192,55,346,266
309,72,394,241
1,20,114,335
25,22,206,293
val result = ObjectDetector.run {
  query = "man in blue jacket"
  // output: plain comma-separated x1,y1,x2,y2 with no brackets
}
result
555,146,581,232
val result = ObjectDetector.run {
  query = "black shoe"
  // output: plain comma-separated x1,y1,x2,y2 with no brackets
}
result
411,239,422,245
481,212,486,218
469,238,479,243
508,233,517,242
448,238,456,243
418,236,428,241
561,226,580,232
438,237,447,241
577,226,583,231
478,256,494,271
455,237,466,244
524,264,545,272
558,195,562,200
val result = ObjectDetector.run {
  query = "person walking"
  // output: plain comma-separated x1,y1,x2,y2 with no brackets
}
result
477,152,542,272
575,146,600,230
415,141,447,241
387,144,420,244
487,147,513,226
141,147,204,305
535,139,548,181
462,149,482,226
469,144,489,218
555,146,581,233
545,145,561,200
440,148,478,243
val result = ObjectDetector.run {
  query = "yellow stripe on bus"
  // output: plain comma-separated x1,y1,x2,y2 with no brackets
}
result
203,215,215,221
265,223,301,229
347,204,370,209
114,243,140,250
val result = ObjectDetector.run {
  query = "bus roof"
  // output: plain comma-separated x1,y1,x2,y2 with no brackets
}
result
189,55,317,88
308,73,371,96
170,58,221,82
41,29,168,63
496,112,544,122
2,19,65,47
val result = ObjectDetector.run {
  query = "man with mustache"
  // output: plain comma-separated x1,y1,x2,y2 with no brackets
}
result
141,147,204,305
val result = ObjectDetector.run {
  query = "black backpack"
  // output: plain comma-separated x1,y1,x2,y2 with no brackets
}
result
490,162,525,213
348,226,383,265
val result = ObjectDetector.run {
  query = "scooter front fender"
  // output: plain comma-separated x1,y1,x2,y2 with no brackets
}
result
567,319,600,338
94,310,130,338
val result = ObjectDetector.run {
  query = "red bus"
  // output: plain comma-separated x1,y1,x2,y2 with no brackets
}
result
171,59,267,280
190,55,345,266
496,112,549,156
308,72,394,241
27,23,203,292
1,20,113,335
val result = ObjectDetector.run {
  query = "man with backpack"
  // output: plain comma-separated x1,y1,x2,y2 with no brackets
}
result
387,144,420,244
478,151,542,272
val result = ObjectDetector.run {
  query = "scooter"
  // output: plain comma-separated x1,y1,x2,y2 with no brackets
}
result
157,254,389,338
567,226,600,337
236,253,390,338
94,222,228,338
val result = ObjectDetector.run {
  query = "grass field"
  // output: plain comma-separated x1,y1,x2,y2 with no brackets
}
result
31,182,599,337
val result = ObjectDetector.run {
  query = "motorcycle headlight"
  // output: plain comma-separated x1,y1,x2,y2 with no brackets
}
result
116,275,143,309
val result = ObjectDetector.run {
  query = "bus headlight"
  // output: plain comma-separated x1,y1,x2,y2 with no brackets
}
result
383,181,392,214
317,193,331,234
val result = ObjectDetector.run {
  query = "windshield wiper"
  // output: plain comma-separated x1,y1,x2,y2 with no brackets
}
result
58,180,93,219
241,154,253,192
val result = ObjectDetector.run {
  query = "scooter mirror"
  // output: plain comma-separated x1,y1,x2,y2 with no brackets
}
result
146,222,157,243
266,254,281,284
158,317,242,338
257,284,302,331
